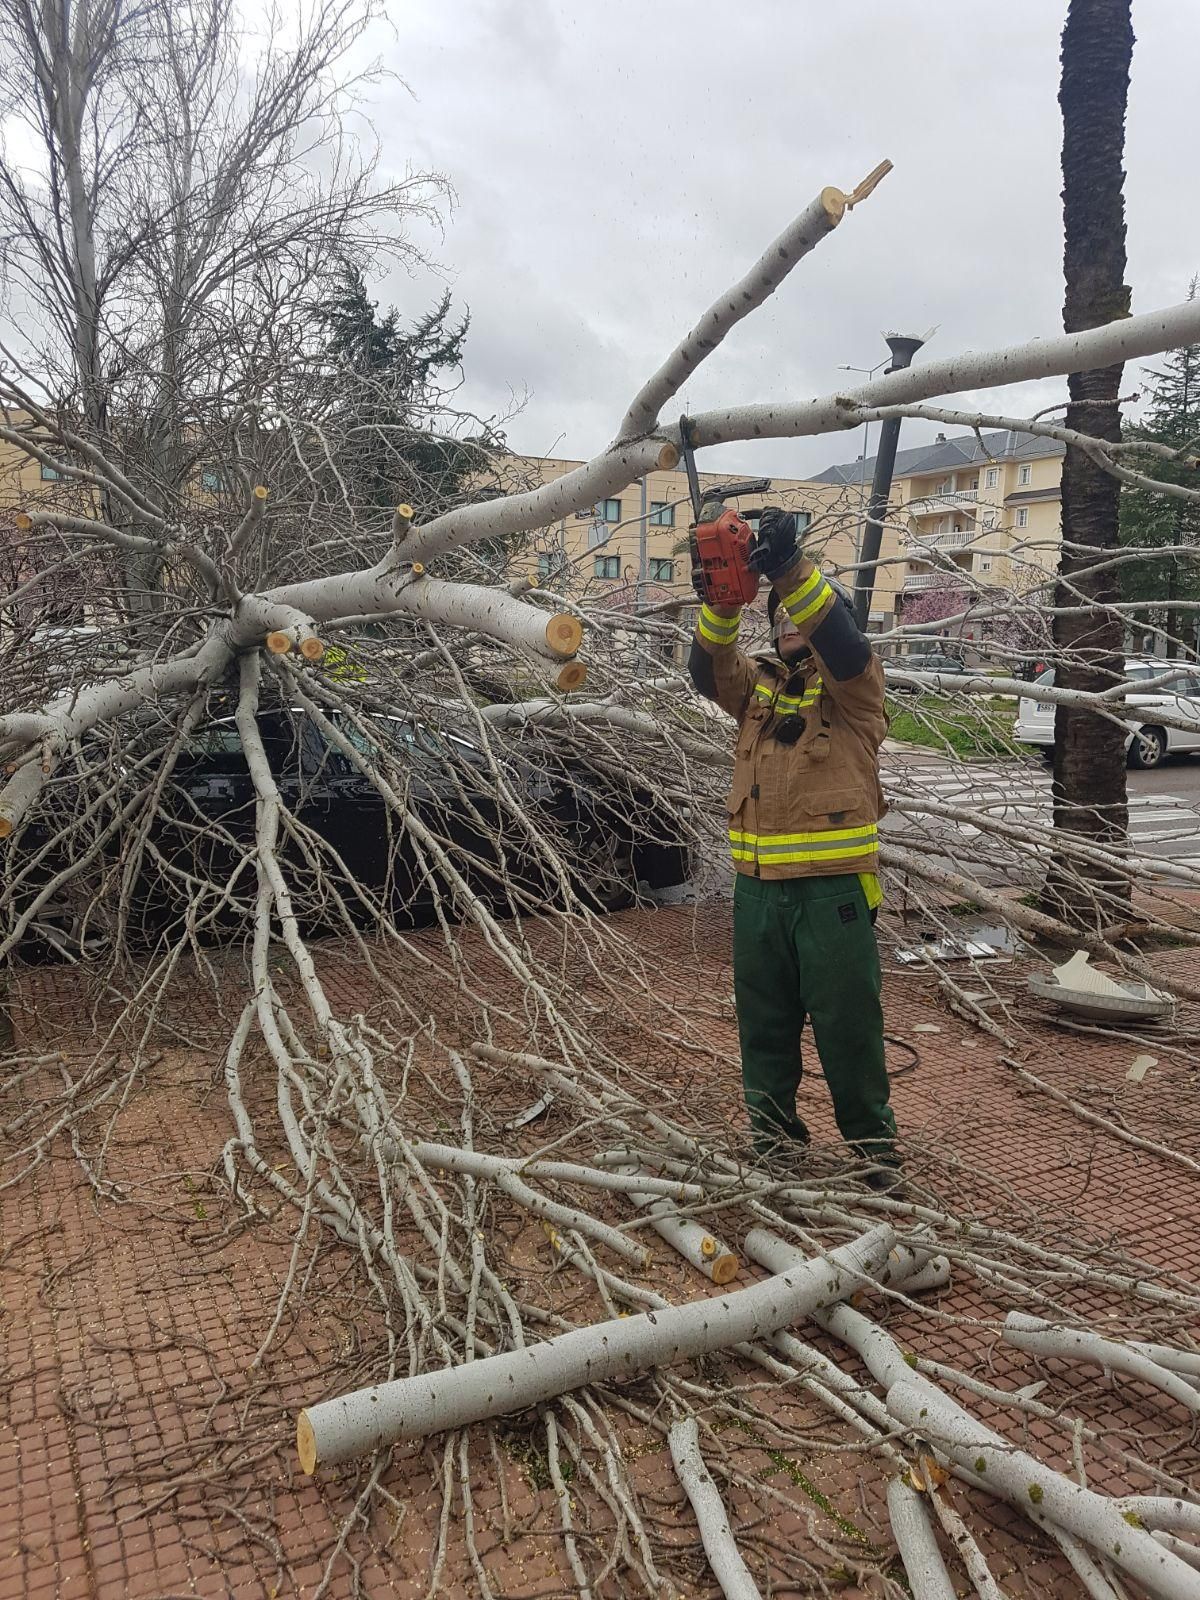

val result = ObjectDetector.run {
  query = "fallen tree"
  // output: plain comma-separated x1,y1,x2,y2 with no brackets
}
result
3,3,1200,1595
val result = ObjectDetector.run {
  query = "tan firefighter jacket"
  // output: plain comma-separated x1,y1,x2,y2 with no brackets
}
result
689,555,888,900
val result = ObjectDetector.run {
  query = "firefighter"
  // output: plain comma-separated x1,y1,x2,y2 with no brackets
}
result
688,507,899,1185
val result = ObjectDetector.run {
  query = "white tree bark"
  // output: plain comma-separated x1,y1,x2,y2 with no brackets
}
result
1002,1313,1200,1417
391,294,1200,567
296,1223,896,1472
614,1163,739,1285
886,1475,959,1600
885,1382,1200,1600
618,173,884,440
668,1416,764,1600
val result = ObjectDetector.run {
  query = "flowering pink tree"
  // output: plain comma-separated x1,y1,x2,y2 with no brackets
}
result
899,578,972,633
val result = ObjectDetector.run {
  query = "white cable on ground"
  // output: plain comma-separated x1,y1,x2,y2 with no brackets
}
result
668,1416,764,1600
1002,1312,1200,1417
885,1475,959,1600
297,1223,896,1471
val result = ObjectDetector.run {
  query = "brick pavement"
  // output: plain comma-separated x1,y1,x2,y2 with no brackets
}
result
2,904,1199,1598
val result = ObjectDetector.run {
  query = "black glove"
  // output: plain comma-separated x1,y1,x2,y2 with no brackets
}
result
747,507,798,577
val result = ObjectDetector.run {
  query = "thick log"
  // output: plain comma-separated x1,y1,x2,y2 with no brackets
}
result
296,1223,896,1472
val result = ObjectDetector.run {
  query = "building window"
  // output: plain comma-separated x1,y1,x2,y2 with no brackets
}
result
587,521,610,549
600,498,621,523
649,557,674,582
1016,508,1029,528
649,501,674,526
980,558,992,572
1017,464,1032,486
40,462,62,481
984,467,999,489
537,552,567,581
201,467,224,492
935,479,952,494
796,510,812,532
594,555,620,579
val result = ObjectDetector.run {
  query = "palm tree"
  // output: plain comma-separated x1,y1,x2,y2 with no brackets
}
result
1045,0,1135,927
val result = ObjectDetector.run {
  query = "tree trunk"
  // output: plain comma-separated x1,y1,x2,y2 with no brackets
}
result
1045,0,1135,928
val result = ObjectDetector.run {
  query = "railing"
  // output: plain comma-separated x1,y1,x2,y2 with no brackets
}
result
906,490,979,517
901,572,950,591
907,528,974,549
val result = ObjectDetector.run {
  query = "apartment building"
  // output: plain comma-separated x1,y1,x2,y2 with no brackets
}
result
811,428,1065,632
506,453,904,632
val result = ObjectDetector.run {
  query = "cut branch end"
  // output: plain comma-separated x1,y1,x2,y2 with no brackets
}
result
657,442,680,470
299,637,325,662
556,661,588,693
845,159,893,209
297,1411,318,1475
710,1253,739,1286
266,631,292,655
545,614,584,658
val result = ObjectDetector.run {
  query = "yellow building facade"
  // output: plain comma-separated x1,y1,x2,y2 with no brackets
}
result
811,427,1065,637
506,453,904,631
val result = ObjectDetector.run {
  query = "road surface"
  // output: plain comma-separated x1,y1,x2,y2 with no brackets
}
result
882,745,1200,871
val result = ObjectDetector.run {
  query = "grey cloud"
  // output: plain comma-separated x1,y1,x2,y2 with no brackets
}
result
370,0,1200,481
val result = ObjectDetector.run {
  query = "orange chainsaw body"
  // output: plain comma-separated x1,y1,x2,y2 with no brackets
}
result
693,508,760,607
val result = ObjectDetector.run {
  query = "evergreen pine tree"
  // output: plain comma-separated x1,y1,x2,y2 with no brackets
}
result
1119,278,1200,653
315,264,495,528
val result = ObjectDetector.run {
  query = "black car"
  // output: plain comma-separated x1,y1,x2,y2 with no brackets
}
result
4,702,692,957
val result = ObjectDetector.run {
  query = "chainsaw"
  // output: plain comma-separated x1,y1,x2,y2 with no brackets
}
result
679,415,765,608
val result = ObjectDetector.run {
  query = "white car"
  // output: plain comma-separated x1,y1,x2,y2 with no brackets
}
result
1015,657,1200,769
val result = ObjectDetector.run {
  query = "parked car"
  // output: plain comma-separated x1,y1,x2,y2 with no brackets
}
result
5,701,693,957
884,652,971,693
1015,658,1200,769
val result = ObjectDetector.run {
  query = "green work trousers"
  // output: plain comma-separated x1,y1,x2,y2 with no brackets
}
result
732,872,896,1159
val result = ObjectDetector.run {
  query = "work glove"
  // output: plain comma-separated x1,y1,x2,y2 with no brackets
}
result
747,506,798,578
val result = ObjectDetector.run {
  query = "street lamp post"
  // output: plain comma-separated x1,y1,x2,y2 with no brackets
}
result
846,334,928,632
837,358,890,563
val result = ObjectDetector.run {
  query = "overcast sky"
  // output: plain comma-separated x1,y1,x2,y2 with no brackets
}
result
360,0,1200,481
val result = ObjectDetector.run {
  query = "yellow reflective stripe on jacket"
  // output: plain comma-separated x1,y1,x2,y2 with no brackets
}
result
697,603,741,645
780,567,834,626
729,822,878,864
753,680,822,712
858,871,884,909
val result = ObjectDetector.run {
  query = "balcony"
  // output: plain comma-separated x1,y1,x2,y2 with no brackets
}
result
906,528,974,550
906,490,979,518
902,572,950,591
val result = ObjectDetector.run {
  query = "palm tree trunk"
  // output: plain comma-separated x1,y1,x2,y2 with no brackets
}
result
1045,0,1135,928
